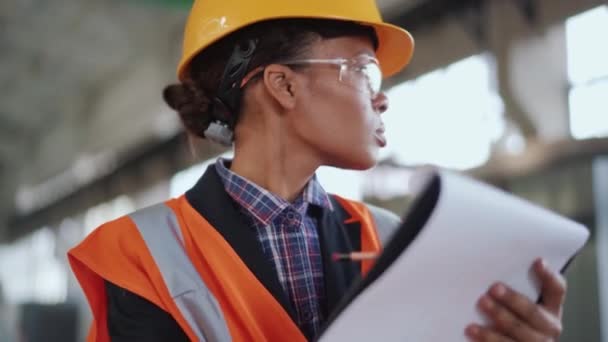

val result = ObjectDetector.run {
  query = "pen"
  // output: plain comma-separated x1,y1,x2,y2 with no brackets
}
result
332,251,379,261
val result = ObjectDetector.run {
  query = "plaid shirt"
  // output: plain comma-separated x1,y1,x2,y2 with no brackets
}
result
215,158,332,339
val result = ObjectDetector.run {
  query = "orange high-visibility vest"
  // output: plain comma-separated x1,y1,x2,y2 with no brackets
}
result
68,194,384,342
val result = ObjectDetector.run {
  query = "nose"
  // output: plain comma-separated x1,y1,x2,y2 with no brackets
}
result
372,91,389,114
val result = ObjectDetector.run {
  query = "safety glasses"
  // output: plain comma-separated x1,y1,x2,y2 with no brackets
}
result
240,55,383,96
280,55,382,96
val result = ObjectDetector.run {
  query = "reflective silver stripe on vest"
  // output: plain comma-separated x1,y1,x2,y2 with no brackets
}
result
129,203,231,342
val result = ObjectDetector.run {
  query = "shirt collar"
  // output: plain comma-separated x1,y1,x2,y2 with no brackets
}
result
215,158,333,226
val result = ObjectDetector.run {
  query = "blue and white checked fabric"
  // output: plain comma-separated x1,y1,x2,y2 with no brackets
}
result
215,158,333,339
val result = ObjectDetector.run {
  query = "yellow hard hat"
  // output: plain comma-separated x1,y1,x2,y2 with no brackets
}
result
177,0,414,81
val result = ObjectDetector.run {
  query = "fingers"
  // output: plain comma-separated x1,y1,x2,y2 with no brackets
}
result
477,293,546,341
488,282,562,337
534,258,567,315
465,324,516,342
467,259,567,341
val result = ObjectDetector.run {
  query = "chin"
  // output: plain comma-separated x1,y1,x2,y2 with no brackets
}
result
330,150,379,171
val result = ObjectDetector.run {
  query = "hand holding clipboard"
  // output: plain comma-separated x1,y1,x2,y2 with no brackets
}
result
319,168,589,341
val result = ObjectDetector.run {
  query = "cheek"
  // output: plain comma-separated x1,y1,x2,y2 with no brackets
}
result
332,93,375,141
310,95,377,166
294,78,378,165
313,83,373,134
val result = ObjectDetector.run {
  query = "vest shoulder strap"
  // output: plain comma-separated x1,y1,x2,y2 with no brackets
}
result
128,203,231,342
127,199,399,340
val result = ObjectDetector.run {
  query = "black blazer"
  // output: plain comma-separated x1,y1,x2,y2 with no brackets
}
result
106,165,368,341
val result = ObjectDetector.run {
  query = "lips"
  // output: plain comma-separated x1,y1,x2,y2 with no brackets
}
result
374,127,387,147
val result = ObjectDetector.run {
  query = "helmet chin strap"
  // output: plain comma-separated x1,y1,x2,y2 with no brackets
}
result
205,39,258,147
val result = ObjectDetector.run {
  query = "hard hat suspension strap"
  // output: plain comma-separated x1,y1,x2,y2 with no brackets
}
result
211,38,259,129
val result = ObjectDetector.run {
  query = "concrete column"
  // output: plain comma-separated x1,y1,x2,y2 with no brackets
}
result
0,165,18,240
593,156,608,342
486,0,572,141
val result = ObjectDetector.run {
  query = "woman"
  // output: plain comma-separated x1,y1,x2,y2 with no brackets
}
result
68,0,567,341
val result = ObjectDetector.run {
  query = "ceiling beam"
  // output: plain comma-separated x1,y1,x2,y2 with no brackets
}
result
5,133,226,242
471,137,608,183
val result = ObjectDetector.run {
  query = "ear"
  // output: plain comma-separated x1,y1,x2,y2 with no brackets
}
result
261,64,299,111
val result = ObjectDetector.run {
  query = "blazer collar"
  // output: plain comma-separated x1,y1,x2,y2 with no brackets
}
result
185,165,363,331
185,165,297,321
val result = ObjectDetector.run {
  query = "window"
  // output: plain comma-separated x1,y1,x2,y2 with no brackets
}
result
566,5,608,139
0,228,67,304
381,54,504,170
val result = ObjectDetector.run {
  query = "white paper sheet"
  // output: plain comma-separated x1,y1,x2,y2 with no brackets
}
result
320,169,589,342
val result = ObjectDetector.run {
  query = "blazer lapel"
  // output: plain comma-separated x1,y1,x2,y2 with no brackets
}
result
185,165,298,322
315,196,362,318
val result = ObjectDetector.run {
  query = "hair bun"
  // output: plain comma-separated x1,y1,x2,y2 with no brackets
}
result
163,83,208,112
163,83,213,138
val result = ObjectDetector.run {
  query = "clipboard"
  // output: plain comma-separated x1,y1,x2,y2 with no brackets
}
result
317,169,590,341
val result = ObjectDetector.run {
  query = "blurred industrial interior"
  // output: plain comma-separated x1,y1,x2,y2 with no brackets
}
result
0,0,607,340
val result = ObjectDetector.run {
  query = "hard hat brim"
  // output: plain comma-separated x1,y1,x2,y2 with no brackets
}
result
367,21,415,78
177,17,414,81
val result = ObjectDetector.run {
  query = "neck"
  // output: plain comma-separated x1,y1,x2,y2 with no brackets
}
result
230,124,320,203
